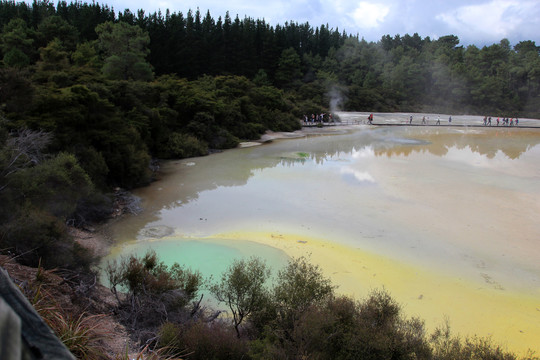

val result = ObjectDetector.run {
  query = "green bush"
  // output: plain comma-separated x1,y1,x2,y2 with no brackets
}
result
176,321,249,360
106,250,204,309
429,322,526,360
14,152,94,219
0,206,94,270
159,132,208,159
157,322,183,354
210,257,271,338
209,128,239,149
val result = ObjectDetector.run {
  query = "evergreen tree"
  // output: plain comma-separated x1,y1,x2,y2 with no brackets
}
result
95,21,153,81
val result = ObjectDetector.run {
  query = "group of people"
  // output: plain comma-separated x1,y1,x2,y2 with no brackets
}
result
413,115,448,125
408,115,520,126
303,113,334,125
483,116,518,126
302,113,521,127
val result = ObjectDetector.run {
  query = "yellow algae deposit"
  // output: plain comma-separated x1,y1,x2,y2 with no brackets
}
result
216,230,540,355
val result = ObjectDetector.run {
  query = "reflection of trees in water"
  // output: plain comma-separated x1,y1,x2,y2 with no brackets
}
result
276,129,540,164
141,129,540,217
374,129,540,160
268,129,540,166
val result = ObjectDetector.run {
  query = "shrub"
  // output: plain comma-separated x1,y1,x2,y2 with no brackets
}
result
30,282,107,360
347,289,431,360
160,132,208,159
157,322,184,357
208,128,239,149
107,250,202,301
210,256,271,338
14,152,95,220
0,206,95,270
177,321,249,360
105,250,205,337
253,289,432,360
273,256,335,322
429,322,526,360
72,192,113,226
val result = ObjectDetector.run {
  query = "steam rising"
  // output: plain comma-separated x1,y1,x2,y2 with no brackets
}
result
328,85,346,113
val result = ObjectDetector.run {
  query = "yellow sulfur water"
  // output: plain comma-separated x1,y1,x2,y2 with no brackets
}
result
215,230,540,355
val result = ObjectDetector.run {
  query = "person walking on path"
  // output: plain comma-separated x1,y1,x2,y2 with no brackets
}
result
436,116,441,125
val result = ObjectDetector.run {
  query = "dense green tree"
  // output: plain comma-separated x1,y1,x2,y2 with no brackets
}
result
29,84,152,188
0,132,98,269
14,152,94,219
211,257,271,338
33,38,71,86
0,67,34,113
95,21,153,80
2,0,538,116
272,256,335,334
35,14,78,50
0,17,34,66
70,40,100,68
275,47,302,88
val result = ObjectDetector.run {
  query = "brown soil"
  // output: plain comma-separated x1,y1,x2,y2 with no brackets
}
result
69,226,111,258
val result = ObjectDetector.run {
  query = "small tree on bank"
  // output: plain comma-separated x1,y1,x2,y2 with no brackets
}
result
210,256,271,338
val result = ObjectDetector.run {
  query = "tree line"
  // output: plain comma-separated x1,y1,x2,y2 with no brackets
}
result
2,0,539,117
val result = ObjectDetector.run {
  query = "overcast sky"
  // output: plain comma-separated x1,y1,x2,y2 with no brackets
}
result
106,0,540,47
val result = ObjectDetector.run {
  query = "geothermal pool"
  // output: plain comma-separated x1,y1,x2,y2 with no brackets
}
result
103,113,540,354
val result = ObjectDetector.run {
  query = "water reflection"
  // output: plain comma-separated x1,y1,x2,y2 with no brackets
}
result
268,127,540,170
121,126,540,229
373,128,540,159
340,166,376,185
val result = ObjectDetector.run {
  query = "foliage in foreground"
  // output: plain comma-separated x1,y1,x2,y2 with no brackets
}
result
15,261,108,359
105,250,206,344
101,253,539,360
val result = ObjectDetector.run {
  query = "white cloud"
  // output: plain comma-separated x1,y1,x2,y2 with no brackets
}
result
436,0,539,41
351,2,390,29
352,146,375,159
106,0,540,45
340,167,376,183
